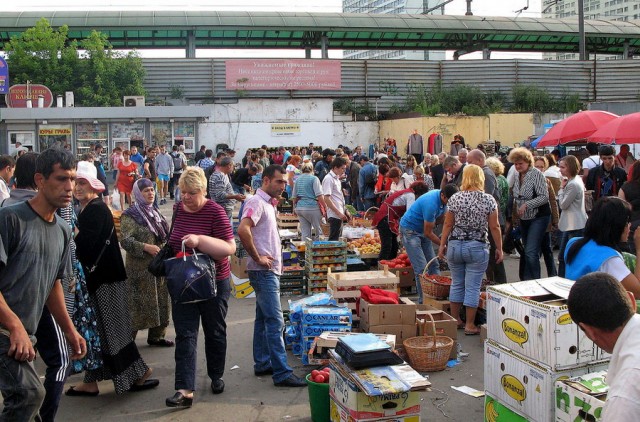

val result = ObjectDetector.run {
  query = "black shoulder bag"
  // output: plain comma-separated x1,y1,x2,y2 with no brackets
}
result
86,227,115,274
148,206,178,277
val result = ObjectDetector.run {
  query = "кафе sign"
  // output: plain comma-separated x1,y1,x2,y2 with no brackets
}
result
5,84,54,108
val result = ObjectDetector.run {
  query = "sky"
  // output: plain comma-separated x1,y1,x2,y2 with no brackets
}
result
0,0,544,60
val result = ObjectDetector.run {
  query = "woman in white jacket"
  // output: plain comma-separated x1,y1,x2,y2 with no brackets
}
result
557,155,588,277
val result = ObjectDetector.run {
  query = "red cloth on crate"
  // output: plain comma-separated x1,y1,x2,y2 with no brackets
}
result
357,286,400,316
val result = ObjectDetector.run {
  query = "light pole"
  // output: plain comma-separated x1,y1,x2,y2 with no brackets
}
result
578,0,586,60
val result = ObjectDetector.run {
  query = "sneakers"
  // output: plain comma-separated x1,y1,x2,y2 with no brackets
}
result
274,374,307,387
160,198,167,205
510,250,520,258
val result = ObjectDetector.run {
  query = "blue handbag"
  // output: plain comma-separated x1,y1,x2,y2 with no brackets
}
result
164,240,217,304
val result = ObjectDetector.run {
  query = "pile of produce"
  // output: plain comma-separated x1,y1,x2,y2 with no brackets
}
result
309,367,331,383
347,233,381,255
379,253,411,268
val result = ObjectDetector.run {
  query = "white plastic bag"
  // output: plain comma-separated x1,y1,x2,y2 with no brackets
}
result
111,189,121,210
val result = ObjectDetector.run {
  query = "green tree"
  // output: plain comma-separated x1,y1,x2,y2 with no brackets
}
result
4,18,145,106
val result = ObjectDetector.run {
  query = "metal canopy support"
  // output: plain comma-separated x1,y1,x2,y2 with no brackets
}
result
186,30,196,58
305,48,311,59
483,47,491,59
578,0,586,60
321,35,328,59
623,40,630,59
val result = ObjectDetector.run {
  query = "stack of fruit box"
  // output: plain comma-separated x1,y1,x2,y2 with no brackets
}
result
483,277,610,422
280,265,306,297
293,305,352,365
327,267,399,321
276,212,299,231
305,239,347,295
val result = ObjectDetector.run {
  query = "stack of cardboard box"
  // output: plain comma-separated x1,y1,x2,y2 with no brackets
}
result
484,278,610,421
305,239,347,294
359,298,417,346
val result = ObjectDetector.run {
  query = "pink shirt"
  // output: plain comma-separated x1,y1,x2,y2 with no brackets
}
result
242,189,282,275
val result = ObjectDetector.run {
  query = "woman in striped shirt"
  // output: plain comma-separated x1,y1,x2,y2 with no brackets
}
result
165,167,236,409
509,147,551,280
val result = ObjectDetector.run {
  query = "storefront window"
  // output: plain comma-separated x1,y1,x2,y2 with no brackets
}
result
151,122,172,148
174,121,196,153
111,122,145,157
8,131,35,155
39,125,72,152
76,123,108,163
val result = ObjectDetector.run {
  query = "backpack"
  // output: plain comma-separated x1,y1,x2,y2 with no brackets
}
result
172,152,185,171
364,166,378,187
204,164,216,199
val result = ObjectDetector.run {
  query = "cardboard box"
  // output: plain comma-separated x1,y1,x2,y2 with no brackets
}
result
555,371,608,422
359,297,416,329
484,340,608,422
230,274,255,299
484,393,528,422
329,362,421,421
487,278,610,369
480,324,487,342
230,255,249,279
302,306,353,326
364,324,417,346
330,398,420,422
422,296,451,315
317,331,396,352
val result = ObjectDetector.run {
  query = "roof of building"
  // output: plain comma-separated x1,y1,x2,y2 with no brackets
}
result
1,11,639,55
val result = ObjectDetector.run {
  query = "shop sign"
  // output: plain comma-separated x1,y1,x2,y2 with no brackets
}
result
226,59,341,91
39,127,72,136
271,123,301,137
0,58,8,95
6,84,54,108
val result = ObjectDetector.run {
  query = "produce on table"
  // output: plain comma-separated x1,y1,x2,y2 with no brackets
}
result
379,253,411,269
347,232,381,255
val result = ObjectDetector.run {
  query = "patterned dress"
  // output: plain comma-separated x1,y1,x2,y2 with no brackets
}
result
119,214,170,336
56,205,103,374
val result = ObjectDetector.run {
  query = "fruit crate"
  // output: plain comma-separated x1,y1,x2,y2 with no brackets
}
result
326,268,399,300
280,278,306,289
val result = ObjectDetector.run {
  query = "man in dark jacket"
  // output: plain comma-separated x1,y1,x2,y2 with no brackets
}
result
314,148,335,183
430,152,446,189
347,157,362,210
586,145,627,201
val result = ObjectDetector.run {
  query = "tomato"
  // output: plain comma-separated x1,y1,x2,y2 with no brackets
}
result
401,271,409,275
388,263,397,268
314,374,326,383
398,253,408,260
311,370,320,378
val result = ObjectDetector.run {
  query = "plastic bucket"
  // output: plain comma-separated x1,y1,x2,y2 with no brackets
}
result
306,374,330,422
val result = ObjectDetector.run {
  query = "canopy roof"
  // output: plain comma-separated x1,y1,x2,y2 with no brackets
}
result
1,11,639,55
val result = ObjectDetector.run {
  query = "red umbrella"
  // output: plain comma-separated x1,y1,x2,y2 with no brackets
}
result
535,110,619,147
587,112,640,144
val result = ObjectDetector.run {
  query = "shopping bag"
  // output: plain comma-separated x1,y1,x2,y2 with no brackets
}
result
164,241,217,304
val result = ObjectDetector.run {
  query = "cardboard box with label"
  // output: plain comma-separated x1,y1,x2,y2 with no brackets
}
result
230,274,254,298
230,255,249,279
329,361,421,421
330,398,420,422
555,371,608,422
484,340,608,422
487,277,610,369
484,393,528,422
359,298,416,328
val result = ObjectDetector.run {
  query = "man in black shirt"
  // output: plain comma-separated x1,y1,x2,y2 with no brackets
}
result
231,165,258,195
194,145,206,164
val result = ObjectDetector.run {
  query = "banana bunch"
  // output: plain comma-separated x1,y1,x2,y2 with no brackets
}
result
485,399,500,422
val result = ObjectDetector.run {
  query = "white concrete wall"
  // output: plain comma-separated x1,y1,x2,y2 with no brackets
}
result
195,98,379,161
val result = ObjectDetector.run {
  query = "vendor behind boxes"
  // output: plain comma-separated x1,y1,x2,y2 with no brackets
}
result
567,272,640,421
564,196,640,298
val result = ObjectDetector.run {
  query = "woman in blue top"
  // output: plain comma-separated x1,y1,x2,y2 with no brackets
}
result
565,196,640,298
293,162,327,240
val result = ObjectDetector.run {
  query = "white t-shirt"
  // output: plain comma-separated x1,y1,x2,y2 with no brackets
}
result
0,179,9,201
322,170,345,220
582,155,602,170
601,315,640,421
599,256,631,282
544,166,561,179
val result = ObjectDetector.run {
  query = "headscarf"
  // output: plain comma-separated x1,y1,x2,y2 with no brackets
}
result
123,178,170,241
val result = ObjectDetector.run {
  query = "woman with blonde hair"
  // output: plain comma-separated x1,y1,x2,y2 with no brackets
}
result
557,155,587,276
532,156,559,277
438,164,503,335
165,167,235,408
285,155,302,198
404,155,418,176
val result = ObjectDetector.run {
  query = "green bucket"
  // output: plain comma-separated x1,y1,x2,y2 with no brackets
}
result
306,374,330,422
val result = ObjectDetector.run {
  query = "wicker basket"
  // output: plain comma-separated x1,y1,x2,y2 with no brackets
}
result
420,257,451,300
403,313,454,372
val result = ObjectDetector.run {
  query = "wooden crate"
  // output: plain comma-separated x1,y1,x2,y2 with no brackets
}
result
327,267,399,299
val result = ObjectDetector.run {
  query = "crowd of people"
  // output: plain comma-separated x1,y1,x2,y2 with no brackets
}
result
2,132,640,418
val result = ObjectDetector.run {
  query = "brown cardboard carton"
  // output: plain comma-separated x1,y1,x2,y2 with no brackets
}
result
364,324,417,346
358,297,416,329
422,296,451,314
230,255,249,279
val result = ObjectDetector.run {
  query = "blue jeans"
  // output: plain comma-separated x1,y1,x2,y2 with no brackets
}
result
0,335,45,422
558,229,583,277
520,215,551,280
447,240,489,307
248,270,293,383
541,231,558,277
400,226,439,304
171,277,230,391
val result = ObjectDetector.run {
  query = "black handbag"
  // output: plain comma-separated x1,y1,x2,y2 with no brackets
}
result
148,205,178,277
164,240,217,304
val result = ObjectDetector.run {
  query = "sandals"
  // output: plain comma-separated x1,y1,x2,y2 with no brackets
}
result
464,328,481,336
147,339,175,347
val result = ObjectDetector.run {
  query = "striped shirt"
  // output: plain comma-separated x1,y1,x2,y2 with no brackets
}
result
209,171,235,214
512,167,549,221
169,200,234,280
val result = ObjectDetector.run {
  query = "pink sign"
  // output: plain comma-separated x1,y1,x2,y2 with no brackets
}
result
226,59,341,91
